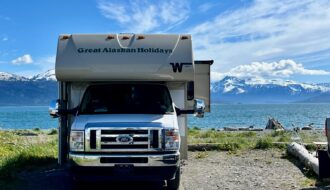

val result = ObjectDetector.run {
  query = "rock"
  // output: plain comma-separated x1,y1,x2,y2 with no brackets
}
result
239,127,251,131
302,123,314,130
250,128,264,131
265,118,285,130
224,127,238,131
302,126,313,130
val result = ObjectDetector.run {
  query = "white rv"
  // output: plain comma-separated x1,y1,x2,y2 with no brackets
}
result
49,34,212,189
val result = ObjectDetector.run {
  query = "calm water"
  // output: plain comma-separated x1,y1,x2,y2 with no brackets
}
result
0,104,329,130
190,104,330,129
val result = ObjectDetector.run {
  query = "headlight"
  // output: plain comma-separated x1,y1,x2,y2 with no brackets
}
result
70,131,84,152
164,129,180,151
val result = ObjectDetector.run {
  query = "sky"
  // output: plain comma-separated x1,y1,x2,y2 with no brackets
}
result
0,0,330,83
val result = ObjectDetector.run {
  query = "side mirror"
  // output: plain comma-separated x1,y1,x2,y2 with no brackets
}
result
49,99,59,118
194,99,205,118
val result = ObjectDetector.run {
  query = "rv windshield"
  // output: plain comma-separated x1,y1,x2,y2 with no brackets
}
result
79,84,174,114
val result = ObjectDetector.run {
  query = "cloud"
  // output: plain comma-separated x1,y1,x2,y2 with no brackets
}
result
198,2,218,13
2,37,8,41
211,71,225,82
213,59,330,81
97,0,189,33
191,0,330,73
11,54,33,65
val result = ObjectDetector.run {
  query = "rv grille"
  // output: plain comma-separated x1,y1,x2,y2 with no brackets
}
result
86,128,162,152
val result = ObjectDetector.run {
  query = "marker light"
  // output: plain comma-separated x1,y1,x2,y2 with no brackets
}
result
61,35,70,40
106,35,114,40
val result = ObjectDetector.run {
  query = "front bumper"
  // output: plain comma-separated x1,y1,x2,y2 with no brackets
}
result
69,152,180,167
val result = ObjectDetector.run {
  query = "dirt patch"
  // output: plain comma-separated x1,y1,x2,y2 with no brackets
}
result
181,150,329,190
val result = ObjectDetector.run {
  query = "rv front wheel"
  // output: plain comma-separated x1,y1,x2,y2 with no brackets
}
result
167,167,180,190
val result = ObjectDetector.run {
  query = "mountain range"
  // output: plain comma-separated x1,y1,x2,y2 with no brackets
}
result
0,70,330,105
0,70,57,106
211,76,330,104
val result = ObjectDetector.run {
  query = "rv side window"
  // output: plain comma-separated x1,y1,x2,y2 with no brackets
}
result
79,84,174,114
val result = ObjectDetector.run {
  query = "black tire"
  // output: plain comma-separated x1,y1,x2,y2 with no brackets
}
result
167,167,180,190
70,167,87,190
71,174,82,190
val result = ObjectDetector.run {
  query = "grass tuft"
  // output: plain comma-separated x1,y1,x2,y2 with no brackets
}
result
33,128,41,132
48,129,58,135
255,137,273,149
195,151,209,159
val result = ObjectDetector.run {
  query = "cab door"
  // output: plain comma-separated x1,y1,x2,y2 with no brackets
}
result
194,60,213,112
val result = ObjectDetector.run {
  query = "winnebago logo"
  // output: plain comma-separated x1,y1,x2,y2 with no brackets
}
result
77,48,172,54
170,62,192,72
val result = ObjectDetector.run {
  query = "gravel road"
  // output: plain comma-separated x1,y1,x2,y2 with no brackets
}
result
182,150,329,190
8,150,330,190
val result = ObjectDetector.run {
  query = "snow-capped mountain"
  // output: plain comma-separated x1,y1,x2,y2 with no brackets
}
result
317,83,330,88
1,71,330,105
211,76,330,103
0,71,28,81
30,69,56,81
0,70,57,106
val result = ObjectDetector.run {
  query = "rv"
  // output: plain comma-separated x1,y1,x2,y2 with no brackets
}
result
319,118,330,179
49,34,212,189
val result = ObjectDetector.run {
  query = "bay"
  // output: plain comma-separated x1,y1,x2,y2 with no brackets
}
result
190,104,330,129
0,106,57,130
0,104,329,130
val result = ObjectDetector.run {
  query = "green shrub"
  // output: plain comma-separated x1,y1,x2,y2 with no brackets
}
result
48,129,58,135
33,128,40,132
238,131,256,138
305,144,317,151
192,126,201,130
271,130,285,137
217,142,241,151
255,137,273,149
278,135,290,142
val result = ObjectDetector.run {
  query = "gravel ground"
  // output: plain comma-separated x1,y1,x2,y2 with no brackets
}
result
5,150,330,190
181,150,329,190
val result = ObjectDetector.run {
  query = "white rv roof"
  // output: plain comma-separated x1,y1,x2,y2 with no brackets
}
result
55,34,194,81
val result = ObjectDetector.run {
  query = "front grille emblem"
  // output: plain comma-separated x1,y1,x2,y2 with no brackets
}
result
116,135,133,144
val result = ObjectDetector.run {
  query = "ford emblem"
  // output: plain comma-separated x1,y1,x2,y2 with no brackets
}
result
116,135,133,144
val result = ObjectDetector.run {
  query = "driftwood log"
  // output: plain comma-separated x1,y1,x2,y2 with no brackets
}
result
287,142,319,175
